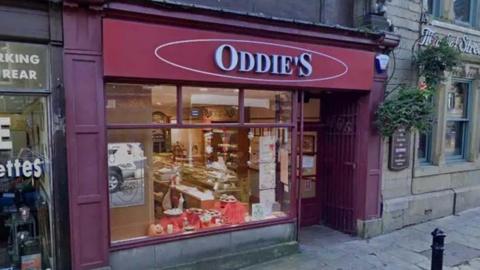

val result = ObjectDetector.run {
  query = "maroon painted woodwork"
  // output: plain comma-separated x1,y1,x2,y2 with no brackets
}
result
65,0,104,6
353,72,388,221
62,2,399,269
64,5,109,270
103,19,375,90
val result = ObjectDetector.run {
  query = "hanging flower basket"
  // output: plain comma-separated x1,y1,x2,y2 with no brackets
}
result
375,87,433,137
375,38,460,137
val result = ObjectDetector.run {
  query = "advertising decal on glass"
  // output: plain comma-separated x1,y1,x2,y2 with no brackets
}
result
0,42,48,91
0,117,44,178
108,143,146,208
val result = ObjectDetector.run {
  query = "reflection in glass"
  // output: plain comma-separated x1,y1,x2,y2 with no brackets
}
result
0,96,52,269
418,133,429,161
182,87,239,123
447,82,468,118
454,0,471,23
445,121,465,157
244,90,292,123
106,83,177,124
427,0,434,14
108,128,290,242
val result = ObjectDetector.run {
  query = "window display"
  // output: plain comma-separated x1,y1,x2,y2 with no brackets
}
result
182,87,239,124
0,95,52,270
244,90,291,123
106,84,293,243
445,81,470,159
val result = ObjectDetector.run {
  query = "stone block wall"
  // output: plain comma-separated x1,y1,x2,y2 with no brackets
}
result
155,0,366,27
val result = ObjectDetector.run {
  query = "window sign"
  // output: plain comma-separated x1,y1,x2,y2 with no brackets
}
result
0,117,12,150
0,42,48,91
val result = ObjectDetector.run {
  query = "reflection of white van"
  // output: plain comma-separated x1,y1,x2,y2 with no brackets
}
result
108,143,145,193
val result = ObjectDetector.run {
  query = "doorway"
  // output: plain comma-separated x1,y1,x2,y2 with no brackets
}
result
299,92,359,234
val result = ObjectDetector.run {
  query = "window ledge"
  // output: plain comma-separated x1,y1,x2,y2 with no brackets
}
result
431,19,480,37
414,160,480,177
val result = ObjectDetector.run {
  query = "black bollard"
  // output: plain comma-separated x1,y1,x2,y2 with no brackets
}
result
431,228,446,270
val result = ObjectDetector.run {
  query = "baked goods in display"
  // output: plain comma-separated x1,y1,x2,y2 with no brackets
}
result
163,208,183,216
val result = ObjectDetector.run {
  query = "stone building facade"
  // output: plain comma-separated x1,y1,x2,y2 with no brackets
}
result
379,0,480,236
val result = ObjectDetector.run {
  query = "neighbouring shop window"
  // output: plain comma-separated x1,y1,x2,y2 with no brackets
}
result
0,95,52,269
454,0,474,24
445,81,470,159
417,133,432,162
427,0,441,17
106,84,293,243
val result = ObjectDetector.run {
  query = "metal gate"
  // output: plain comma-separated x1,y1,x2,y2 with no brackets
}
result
319,95,357,233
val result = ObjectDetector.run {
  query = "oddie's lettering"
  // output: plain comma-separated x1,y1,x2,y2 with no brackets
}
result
214,44,312,77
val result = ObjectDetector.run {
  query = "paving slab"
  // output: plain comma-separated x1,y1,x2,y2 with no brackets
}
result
420,242,480,267
240,207,480,270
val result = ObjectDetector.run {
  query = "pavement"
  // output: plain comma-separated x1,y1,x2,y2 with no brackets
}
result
241,208,480,270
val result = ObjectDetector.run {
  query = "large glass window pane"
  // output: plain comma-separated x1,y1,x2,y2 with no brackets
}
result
447,82,468,118
0,95,52,269
454,0,471,23
108,127,291,242
445,121,465,157
427,0,434,14
418,133,430,161
182,87,239,124
244,90,292,123
106,83,177,124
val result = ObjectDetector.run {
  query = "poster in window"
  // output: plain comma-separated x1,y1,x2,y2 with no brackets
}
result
259,162,276,189
279,148,289,185
259,136,276,162
302,135,315,154
108,142,146,208
251,203,265,221
21,253,41,270
259,189,275,216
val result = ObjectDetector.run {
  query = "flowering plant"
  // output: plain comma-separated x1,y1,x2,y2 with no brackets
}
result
375,38,460,137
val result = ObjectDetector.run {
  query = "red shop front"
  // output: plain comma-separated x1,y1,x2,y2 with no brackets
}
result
63,1,399,269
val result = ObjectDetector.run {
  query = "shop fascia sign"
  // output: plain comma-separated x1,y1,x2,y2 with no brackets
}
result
420,27,480,56
214,44,313,77
0,117,43,178
154,39,348,83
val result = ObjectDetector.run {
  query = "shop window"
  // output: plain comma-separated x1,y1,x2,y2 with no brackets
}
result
106,84,177,124
106,84,293,243
244,90,292,123
417,133,432,163
417,94,434,164
0,95,52,269
454,0,476,25
182,87,239,124
445,81,470,159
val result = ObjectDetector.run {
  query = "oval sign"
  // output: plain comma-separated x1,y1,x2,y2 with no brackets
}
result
154,39,348,83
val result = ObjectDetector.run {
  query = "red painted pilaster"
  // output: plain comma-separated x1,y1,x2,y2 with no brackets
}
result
354,70,388,221
64,3,108,269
